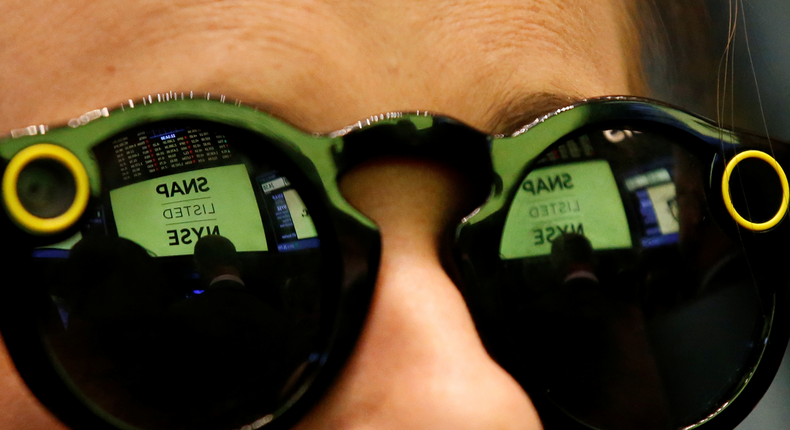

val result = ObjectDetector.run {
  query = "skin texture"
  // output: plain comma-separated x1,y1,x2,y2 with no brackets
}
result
0,0,636,429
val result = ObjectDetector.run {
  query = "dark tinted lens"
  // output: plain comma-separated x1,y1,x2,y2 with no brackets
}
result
496,127,769,429
29,121,333,430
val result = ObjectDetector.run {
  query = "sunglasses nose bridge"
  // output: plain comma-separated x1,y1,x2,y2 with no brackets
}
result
333,116,495,203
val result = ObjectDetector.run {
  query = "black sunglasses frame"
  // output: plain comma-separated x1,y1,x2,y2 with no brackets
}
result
455,98,790,430
0,94,788,430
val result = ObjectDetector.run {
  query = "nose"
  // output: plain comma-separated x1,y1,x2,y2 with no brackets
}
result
293,158,542,430
0,334,71,430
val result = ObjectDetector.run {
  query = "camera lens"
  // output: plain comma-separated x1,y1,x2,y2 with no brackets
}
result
16,158,77,219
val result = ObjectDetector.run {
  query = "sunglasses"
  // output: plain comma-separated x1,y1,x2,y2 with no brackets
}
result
1,94,789,430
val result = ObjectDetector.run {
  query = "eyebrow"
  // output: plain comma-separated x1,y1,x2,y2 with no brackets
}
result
487,92,584,136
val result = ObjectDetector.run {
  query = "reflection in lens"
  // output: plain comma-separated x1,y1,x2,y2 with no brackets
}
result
497,127,767,430
28,121,330,430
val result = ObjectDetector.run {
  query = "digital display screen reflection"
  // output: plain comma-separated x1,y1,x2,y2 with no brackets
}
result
500,160,633,259
626,168,680,248
257,172,319,252
110,164,269,257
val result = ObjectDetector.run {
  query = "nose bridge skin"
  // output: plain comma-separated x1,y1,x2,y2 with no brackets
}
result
289,158,542,430
0,338,71,430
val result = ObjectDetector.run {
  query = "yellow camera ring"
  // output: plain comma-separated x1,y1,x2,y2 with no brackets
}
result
721,150,789,231
2,143,90,235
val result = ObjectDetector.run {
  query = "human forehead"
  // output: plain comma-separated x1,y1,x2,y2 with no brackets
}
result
0,0,633,134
